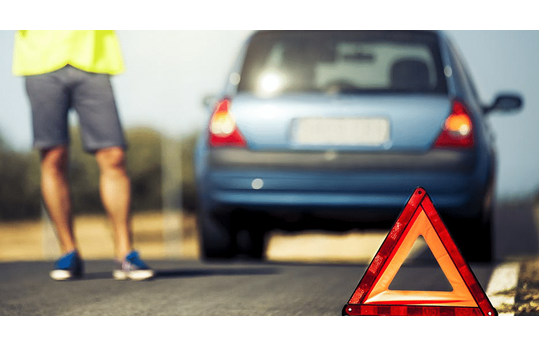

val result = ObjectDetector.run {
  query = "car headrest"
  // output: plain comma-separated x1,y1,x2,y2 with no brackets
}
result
390,58,430,91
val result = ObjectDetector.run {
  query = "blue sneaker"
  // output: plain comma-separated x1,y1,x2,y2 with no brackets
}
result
113,251,154,281
50,251,84,280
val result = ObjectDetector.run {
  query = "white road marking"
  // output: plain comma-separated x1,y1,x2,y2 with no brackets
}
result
486,262,520,316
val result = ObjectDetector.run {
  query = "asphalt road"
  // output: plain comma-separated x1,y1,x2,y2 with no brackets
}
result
1,201,537,316
0,258,497,316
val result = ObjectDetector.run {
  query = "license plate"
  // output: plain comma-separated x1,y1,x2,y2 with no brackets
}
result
293,117,390,146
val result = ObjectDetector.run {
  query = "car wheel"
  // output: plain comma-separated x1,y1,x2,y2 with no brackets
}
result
236,228,267,260
198,210,237,260
450,216,493,263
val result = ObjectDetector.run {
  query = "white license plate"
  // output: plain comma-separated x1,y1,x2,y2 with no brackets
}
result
293,117,390,146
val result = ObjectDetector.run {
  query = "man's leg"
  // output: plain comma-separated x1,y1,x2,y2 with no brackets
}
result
73,69,153,280
40,145,77,255
95,146,133,261
26,70,76,256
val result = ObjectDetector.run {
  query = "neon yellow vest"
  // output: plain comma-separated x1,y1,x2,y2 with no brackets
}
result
12,30,125,76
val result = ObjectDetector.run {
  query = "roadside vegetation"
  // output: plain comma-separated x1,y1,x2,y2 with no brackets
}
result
0,127,199,221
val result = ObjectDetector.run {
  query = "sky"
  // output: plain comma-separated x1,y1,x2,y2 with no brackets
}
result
1,21,538,202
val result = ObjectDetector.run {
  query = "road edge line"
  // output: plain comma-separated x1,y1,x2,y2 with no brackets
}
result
485,262,520,316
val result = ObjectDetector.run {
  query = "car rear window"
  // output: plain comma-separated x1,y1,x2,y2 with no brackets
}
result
237,31,448,96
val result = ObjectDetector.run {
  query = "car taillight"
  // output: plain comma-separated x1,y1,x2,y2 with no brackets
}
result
208,99,247,147
434,100,474,149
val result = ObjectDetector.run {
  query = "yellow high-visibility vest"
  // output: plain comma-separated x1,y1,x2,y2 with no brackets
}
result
12,30,125,76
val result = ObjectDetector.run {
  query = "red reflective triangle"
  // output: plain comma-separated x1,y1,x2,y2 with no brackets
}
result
342,187,497,316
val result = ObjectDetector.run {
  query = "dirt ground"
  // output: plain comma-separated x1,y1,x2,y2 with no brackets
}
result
513,258,539,315
0,212,199,262
0,211,390,263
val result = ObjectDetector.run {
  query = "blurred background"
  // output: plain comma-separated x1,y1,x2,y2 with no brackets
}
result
1,30,538,261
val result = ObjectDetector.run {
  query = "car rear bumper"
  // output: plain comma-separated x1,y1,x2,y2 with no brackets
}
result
197,148,492,227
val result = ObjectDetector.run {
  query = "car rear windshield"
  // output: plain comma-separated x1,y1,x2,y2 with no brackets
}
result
237,31,448,96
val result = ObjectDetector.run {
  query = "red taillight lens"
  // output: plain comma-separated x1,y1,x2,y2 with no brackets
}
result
208,99,247,147
434,100,474,149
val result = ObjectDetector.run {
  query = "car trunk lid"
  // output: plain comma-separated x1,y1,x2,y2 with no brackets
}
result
230,93,452,152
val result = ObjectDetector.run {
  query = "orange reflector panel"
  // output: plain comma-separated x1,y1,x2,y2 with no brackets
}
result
342,187,497,316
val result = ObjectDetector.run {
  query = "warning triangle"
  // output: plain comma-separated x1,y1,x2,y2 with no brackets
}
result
342,187,497,316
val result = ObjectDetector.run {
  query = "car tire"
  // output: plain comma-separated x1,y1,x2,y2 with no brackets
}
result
236,228,267,260
198,210,237,260
451,216,493,263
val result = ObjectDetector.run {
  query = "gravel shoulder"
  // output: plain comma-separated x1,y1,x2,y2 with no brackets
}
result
514,257,539,315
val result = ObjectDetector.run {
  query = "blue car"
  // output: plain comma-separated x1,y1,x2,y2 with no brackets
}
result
194,30,522,262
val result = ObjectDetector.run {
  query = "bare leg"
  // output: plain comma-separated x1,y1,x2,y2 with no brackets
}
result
40,146,77,255
95,147,133,261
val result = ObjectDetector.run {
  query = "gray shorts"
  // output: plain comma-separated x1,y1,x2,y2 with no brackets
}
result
25,65,127,153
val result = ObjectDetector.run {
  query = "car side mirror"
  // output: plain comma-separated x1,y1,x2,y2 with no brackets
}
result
483,94,523,115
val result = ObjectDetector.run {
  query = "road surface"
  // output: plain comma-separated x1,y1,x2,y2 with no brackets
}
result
0,201,537,316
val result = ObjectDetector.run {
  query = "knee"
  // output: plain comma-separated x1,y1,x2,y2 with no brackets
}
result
96,147,127,171
41,146,69,174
